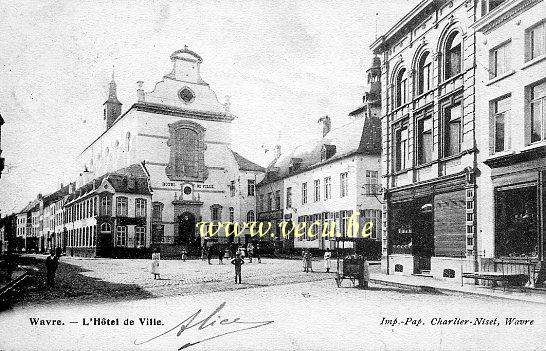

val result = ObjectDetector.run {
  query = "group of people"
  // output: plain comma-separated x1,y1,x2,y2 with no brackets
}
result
150,243,263,284
302,248,332,273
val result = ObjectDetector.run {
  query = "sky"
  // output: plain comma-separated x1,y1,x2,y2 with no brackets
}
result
0,0,419,214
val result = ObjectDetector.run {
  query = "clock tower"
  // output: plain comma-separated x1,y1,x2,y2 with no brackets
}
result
103,71,122,130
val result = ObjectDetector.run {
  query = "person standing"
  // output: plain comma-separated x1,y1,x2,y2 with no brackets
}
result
151,248,161,280
231,253,244,284
45,250,59,288
323,248,332,273
302,250,307,272
247,242,254,263
255,243,262,263
218,245,224,265
201,245,207,261
305,250,313,273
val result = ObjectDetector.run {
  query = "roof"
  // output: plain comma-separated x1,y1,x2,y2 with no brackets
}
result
231,151,265,172
170,46,203,63
259,116,381,185
42,184,71,206
19,198,40,214
66,163,151,205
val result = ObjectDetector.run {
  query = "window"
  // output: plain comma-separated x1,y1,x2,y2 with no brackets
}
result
286,187,292,208
481,0,506,16
211,205,222,221
116,197,128,217
115,226,127,247
135,226,146,247
246,211,255,222
230,181,236,197
530,81,546,143
340,172,348,197
170,128,200,178
229,207,234,222
364,171,379,195
441,96,463,157
152,202,163,221
314,179,321,202
417,52,432,94
247,180,255,196
100,222,111,232
101,196,112,216
259,195,264,212
340,211,350,237
301,183,308,204
395,68,408,107
490,41,511,78
135,198,147,218
324,177,331,200
267,192,273,211
492,96,511,153
527,21,545,61
275,190,281,210
417,114,433,165
394,125,409,171
444,32,462,79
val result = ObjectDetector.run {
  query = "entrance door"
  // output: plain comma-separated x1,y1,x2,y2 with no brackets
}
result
177,212,199,253
413,198,434,273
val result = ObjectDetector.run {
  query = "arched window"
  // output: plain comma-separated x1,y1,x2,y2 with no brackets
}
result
100,222,111,232
444,31,462,79
395,68,408,107
417,51,433,95
246,210,255,222
166,121,207,181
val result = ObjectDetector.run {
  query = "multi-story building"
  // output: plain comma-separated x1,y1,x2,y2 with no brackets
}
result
256,145,292,251
42,184,71,253
473,0,545,277
0,213,16,254
261,58,383,256
64,164,152,258
77,47,263,257
371,0,478,278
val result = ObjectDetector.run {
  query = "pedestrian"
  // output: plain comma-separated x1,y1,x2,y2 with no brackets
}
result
255,243,262,263
45,249,59,288
305,250,313,273
151,247,161,280
218,245,224,264
361,258,370,289
201,245,207,261
181,248,187,262
231,253,245,284
323,248,332,273
302,250,307,272
247,242,254,263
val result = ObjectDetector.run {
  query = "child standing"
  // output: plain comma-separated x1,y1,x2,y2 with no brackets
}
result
323,248,332,273
151,248,161,280
231,253,245,284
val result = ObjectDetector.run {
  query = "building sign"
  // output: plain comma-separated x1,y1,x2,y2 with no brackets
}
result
257,210,283,221
196,184,214,189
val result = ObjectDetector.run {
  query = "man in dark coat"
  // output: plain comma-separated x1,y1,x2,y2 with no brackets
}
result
45,250,59,288
231,253,244,284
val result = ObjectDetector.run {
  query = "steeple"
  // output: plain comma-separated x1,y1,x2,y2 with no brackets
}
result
103,68,122,130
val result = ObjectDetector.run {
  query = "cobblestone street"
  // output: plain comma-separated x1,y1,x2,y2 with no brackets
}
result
11,255,359,306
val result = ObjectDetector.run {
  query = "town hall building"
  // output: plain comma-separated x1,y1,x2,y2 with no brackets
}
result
74,47,264,257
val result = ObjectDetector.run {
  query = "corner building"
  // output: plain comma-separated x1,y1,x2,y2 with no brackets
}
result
371,0,478,278
78,47,263,257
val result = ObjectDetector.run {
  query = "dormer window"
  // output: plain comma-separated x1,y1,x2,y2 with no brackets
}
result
288,158,303,174
321,144,336,161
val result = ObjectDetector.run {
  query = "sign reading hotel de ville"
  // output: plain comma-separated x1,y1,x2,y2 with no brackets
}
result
0,1,544,350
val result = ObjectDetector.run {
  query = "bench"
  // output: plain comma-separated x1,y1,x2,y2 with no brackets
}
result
462,271,528,291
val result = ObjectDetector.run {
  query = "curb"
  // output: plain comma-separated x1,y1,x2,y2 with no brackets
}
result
370,277,546,304
0,271,29,298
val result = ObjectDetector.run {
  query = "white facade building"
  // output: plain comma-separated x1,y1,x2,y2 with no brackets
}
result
78,47,263,256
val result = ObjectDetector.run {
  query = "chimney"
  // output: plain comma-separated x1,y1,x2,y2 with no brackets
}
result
274,144,281,159
318,115,331,137
137,81,145,102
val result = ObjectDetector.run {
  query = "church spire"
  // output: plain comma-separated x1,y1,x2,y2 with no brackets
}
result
103,68,122,130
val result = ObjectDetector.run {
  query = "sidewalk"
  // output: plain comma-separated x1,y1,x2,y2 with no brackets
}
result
370,272,546,304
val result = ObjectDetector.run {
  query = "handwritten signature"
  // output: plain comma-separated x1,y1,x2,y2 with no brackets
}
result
133,302,274,350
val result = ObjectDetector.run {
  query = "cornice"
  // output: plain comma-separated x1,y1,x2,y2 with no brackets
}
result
473,0,543,34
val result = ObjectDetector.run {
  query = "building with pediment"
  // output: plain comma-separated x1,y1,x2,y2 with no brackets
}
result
77,47,264,257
